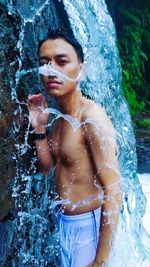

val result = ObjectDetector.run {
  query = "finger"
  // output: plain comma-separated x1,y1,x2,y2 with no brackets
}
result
28,96,44,107
28,93,43,101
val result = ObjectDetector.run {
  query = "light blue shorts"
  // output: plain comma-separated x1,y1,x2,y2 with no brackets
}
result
58,208,101,267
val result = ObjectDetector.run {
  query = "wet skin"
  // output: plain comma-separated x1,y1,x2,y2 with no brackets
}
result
28,38,122,265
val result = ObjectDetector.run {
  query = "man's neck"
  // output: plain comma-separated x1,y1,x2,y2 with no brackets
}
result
58,89,83,116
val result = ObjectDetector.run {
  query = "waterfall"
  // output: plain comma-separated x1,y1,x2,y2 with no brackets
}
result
62,1,150,266
0,0,150,266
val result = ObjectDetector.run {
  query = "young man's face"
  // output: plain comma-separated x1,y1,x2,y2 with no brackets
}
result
39,38,82,98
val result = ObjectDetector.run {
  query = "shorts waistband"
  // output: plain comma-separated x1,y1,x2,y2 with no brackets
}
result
58,207,101,221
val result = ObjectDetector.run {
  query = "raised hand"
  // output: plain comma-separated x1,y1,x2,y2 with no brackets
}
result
28,94,49,133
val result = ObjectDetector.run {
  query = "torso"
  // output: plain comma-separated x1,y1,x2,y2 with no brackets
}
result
49,100,104,214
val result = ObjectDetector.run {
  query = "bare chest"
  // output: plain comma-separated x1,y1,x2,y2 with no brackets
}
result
49,120,86,164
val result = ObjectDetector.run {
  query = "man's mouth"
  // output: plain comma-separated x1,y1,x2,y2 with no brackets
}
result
47,79,62,87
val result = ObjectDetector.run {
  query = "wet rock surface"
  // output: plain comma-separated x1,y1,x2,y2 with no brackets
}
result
0,1,69,266
0,0,66,222
0,0,149,266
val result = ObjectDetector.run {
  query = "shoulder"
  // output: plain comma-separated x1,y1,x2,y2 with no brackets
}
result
82,98,108,120
81,99,118,154
82,99,115,135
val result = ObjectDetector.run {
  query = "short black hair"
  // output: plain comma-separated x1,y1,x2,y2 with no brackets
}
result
38,29,84,63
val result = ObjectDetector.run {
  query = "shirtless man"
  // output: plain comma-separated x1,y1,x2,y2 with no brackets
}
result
28,30,122,267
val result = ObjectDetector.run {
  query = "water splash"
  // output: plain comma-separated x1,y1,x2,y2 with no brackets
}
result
39,63,84,83
0,0,150,266
62,0,150,266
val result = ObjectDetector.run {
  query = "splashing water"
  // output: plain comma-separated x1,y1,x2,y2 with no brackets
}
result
0,0,150,266
62,1,150,266
38,63,84,83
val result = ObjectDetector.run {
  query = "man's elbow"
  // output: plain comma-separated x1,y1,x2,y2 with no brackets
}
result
113,182,123,208
41,169,50,176
39,164,53,176
116,190,123,209
38,158,53,176
104,182,123,211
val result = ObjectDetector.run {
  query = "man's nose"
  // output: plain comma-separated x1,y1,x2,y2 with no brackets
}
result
47,62,57,79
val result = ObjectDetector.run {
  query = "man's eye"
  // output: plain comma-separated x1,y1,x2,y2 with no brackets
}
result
58,60,67,65
39,61,49,66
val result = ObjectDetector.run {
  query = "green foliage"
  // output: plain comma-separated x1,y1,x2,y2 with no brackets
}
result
122,79,145,117
136,118,150,129
106,0,150,119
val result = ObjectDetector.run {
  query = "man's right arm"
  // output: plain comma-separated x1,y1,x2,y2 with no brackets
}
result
34,133,53,175
28,94,53,175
